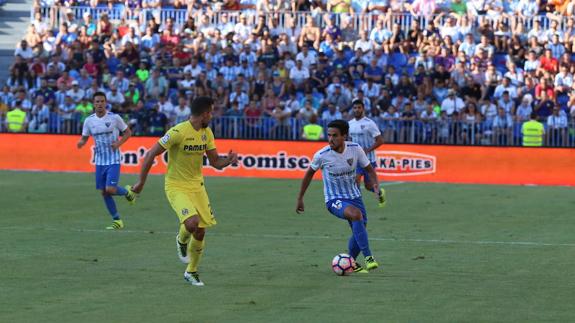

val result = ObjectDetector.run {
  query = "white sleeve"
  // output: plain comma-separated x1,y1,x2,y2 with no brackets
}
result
368,120,381,137
116,115,128,132
356,147,370,168
81,119,91,136
310,151,323,171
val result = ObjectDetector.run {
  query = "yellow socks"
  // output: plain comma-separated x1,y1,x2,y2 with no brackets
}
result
186,237,205,273
178,224,191,244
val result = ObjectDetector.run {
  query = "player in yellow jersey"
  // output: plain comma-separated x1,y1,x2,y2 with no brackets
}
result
131,96,238,286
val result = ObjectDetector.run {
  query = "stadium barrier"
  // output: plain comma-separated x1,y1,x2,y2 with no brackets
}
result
1,133,573,186
34,7,565,36
3,114,574,147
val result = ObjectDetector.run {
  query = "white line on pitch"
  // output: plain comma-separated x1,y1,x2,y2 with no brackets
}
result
18,227,575,248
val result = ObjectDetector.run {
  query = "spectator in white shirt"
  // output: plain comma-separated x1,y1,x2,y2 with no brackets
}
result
289,60,310,90
106,86,125,108
234,14,252,42
321,103,343,123
354,30,372,53
498,91,515,114
515,96,533,122
66,81,85,104
554,65,573,93
229,84,249,111
493,77,517,100
295,44,317,69
547,106,569,146
14,40,33,60
441,89,465,116
157,94,175,125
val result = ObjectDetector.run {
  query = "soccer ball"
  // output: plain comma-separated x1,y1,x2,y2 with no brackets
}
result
332,253,354,276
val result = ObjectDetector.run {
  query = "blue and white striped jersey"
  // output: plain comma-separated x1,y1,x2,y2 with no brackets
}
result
82,112,128,166
349,117,381,163
311,142,370,202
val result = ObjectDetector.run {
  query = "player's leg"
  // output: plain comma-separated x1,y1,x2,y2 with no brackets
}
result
327,199,377,271
102,164,137,205
183,190,216,285
343,202,379,271
348,235,368,273
97,165,123,230
166,190,196,264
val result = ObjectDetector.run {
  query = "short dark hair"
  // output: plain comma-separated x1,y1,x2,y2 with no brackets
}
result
93,91,107,101
190,96,214,116
327,119,349,136
352,99,364,107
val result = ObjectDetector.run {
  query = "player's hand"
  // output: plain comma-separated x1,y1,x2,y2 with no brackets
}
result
77,141,85,149
372,184,381,200
111,141,121,150
296,198,305,214
227,150,238,165
363,148,370,155
131,181,144,194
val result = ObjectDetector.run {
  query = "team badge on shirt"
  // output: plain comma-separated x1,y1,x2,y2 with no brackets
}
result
181,208,189,216
105,122,111,128
347,158,353,166
160,134,170,145
331,200,342,209
201,133,207,142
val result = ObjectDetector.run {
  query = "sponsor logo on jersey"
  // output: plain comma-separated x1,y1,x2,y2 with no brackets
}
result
160,134,170,145
375,151,436,176
183,144,207,152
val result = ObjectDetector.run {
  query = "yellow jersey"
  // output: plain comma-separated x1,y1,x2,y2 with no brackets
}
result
158,121,216,191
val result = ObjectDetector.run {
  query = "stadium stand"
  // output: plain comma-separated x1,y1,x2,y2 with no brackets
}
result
1,1,575,146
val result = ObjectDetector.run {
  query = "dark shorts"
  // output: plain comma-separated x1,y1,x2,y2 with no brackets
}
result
356,161,377,178
326,198,368,224
95,164,121,190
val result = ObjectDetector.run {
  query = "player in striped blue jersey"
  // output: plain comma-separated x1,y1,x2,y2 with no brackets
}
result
77,92,137,230
296,120,380,273
348,99,386,207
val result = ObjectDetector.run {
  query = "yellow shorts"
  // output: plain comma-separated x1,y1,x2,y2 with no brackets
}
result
165,188,217,228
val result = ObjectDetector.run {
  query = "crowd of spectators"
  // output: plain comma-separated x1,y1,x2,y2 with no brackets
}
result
2,0,575,145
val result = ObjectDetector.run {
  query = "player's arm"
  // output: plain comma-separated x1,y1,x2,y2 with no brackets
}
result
206,148,238,170
296,167,317,214
131,143,166,193
365,134,384,154
111,127,132,150
359,147,381,199
77,136,89,149
364,163,381,195
77,119,90,148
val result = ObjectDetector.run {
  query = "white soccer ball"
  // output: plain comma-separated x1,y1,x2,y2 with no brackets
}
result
332,253,354,276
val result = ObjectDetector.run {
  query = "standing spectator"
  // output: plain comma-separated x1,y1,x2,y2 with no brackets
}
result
522,112,545,146
289,59,310,90
59,95,77,134
546,106,569,146
229,84,249,111
441,89,465,116
145,68,168,99
493,107,513,145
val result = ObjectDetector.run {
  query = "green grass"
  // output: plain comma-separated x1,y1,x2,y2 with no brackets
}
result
0,171,574,323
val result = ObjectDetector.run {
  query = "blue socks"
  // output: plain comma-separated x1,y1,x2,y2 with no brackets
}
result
103,195,120,220
348,235,361,260
351,220,372,257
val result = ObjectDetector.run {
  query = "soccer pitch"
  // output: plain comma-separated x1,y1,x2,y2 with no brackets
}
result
1,171,574,322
